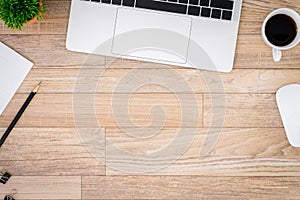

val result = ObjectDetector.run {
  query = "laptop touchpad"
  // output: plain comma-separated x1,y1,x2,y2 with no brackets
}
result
112,8,192,64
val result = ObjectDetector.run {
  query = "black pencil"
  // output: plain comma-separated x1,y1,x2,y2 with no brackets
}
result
0,82,41,148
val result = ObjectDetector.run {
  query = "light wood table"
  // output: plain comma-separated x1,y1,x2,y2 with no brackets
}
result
1,0,300,199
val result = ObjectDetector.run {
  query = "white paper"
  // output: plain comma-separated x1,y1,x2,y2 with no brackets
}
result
0,42,33,115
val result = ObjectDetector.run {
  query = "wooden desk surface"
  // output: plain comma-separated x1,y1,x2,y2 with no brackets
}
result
1,0,300,199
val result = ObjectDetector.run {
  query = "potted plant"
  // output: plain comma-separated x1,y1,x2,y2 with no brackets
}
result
0,0,45,30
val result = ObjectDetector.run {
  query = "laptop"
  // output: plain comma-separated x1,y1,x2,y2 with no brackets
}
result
66,0,243,72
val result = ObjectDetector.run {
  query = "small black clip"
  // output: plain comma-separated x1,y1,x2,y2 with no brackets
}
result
4,195,14,200
0,172,11,184
3,189,17,200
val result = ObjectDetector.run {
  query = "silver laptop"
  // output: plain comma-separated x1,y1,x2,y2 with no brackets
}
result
66,0,243,72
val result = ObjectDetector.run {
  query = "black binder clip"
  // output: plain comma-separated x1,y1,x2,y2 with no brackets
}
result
4,195,14,200
0,172,11,184
3,189,17,200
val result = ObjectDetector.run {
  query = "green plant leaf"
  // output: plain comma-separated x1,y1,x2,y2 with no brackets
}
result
0,0,46,30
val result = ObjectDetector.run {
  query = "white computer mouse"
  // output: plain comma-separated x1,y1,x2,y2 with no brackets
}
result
276,84,300,147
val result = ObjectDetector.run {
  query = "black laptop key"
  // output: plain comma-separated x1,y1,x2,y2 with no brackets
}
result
91,0,101,2
112,0,121,5
101,0,111,3
189,0,199,5
201,7,211,17
179,0,188,3
123,0,134,6
222,10,232,20
211,9,221,19
210,0,234,10
188,6,200,16
136,0,187,15
200,0,209,6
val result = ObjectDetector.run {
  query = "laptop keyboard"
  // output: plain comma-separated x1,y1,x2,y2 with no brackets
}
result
83,0,234,21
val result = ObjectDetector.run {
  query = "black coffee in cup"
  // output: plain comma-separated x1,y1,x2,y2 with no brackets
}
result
265,14,297,47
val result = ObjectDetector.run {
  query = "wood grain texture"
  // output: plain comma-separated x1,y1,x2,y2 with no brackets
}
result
0,93,281,128
0,0,300,199
0,35,106,67
0,94,203,128
16,68,300,94
82,176,300,199
204,94,282,128
0,128,105,175
0,176,81,199
106,128,300,175
234,35,300,69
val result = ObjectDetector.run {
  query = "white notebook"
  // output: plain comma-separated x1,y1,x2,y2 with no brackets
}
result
0,42,33,115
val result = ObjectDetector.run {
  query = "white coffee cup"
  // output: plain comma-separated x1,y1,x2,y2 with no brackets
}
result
262,8,300,62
